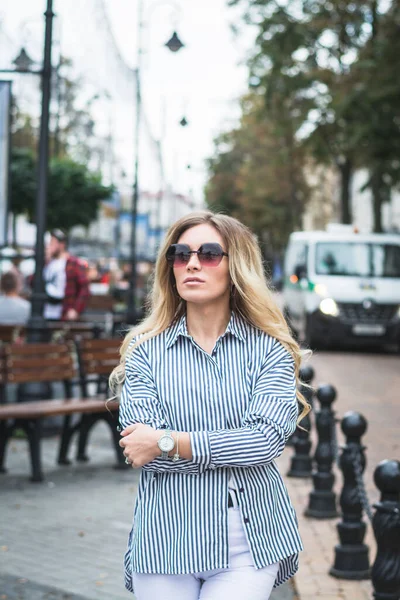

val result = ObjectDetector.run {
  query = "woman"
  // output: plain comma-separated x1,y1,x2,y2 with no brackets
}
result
111,211,309,600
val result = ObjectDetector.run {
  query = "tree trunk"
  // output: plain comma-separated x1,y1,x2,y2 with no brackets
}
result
371,170,384,233
339,158,352,224
12,213,17,246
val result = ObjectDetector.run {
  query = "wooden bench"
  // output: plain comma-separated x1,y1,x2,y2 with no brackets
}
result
0,341,123,482
0,325,25,344
66,337,122,464
45,320,105,342
77,337,122,396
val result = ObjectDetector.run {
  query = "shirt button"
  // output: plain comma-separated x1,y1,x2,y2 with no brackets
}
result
239,488,245,493
244,517,250,524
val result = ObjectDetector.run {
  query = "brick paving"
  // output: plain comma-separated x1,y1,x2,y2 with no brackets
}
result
276,347,400,600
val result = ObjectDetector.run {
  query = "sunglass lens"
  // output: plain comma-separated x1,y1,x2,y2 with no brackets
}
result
198,243,224,266
166,244,191,267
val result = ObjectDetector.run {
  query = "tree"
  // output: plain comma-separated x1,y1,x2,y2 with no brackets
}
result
346,3,400,231
9,148,37,244
10,150,112,232
206,93,310,256
229,0,397,228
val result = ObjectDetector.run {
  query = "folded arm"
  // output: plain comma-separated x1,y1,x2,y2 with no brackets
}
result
119,338,298,474
118,344,200,474
189,340,298,471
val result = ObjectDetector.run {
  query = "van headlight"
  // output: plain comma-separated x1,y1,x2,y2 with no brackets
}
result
319,298,339,317
314,283,328,296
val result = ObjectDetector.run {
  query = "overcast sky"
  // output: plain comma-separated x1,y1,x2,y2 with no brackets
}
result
1,0,254,204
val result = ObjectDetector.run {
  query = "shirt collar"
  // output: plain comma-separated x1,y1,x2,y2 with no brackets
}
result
166,311,247,349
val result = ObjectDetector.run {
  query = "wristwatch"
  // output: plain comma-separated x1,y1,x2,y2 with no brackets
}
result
157,430,175,459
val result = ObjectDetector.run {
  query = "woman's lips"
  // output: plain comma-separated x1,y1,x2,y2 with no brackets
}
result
183,278,205,284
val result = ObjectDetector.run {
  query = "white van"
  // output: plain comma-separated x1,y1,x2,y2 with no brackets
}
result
282,229,400,349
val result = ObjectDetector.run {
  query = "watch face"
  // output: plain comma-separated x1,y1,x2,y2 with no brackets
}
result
159,435,174,452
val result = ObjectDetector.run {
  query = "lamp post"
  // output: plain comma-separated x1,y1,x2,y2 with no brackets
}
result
126,0,184,325
0,3,55,414
0,4,54,336
28,0,55,339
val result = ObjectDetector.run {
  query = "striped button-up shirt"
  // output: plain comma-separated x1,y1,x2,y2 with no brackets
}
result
119,312,303,591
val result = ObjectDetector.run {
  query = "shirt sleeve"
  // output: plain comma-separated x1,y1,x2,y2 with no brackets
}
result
74,261,90,315
189,339,298,470
119,343,200,475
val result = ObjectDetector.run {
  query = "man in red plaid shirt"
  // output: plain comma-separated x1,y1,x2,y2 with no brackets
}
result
44,229,90,320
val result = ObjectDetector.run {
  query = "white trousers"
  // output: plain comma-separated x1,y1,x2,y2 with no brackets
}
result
132,507,280,600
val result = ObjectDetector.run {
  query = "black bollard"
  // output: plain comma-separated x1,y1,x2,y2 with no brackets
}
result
287,365,314,478
371,459,400,600
304,384,338,518
330,411,370,580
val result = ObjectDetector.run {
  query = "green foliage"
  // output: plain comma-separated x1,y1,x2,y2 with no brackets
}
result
10,148,37,217
224,0,400,231
10,149,112,231
206,94,310,253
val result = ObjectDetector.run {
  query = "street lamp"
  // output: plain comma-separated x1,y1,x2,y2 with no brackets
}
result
0,2,55,410
0,6,54,338
13,48,37,73
28,1,55,341
126,0,185,325
165,31,184,53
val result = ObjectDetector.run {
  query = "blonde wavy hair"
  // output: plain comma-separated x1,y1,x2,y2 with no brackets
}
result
110,211,310,423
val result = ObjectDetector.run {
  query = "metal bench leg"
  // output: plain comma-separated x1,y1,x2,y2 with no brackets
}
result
58,415,78,465
0,421,12,473
103,412,127,469
76,414,97,462
26,420,44,483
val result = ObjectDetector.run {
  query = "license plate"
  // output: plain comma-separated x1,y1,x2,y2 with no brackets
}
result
352,324,386,336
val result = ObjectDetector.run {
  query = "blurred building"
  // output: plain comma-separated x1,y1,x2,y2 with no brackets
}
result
302,163,339,231
302,165,400,234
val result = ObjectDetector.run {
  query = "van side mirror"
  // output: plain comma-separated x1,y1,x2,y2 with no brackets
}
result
294,264,307,280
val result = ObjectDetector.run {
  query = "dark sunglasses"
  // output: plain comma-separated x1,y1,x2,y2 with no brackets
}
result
166,243,229,267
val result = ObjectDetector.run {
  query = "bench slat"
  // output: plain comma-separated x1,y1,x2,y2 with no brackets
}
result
0,397,119,420
81,339,121,350
83,364,116,376
7,356,72,369
7,368,76,384
6,343,67,355
82,352,119,363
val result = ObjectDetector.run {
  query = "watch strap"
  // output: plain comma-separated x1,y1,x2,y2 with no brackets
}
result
158,429,174,460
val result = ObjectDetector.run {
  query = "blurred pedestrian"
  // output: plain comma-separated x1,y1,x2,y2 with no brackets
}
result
0,271,31,325
112,211,309,600
44,229,90,321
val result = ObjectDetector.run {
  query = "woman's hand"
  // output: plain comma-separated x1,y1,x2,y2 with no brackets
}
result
119,424,160,468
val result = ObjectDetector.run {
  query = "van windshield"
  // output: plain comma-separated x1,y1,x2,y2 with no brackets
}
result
315,242,400,277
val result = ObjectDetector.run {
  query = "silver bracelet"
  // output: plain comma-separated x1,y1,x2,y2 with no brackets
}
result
172,432,180,462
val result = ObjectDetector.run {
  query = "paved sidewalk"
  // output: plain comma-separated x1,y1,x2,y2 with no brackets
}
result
0,425,295,600
0,573,90,599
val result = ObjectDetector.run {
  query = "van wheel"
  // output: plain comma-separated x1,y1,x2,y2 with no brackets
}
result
305,316,320,350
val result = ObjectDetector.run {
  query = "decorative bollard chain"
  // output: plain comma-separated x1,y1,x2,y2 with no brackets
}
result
287,365,315,478
304,384,338,519
371,459,400,600
330,411,370,580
